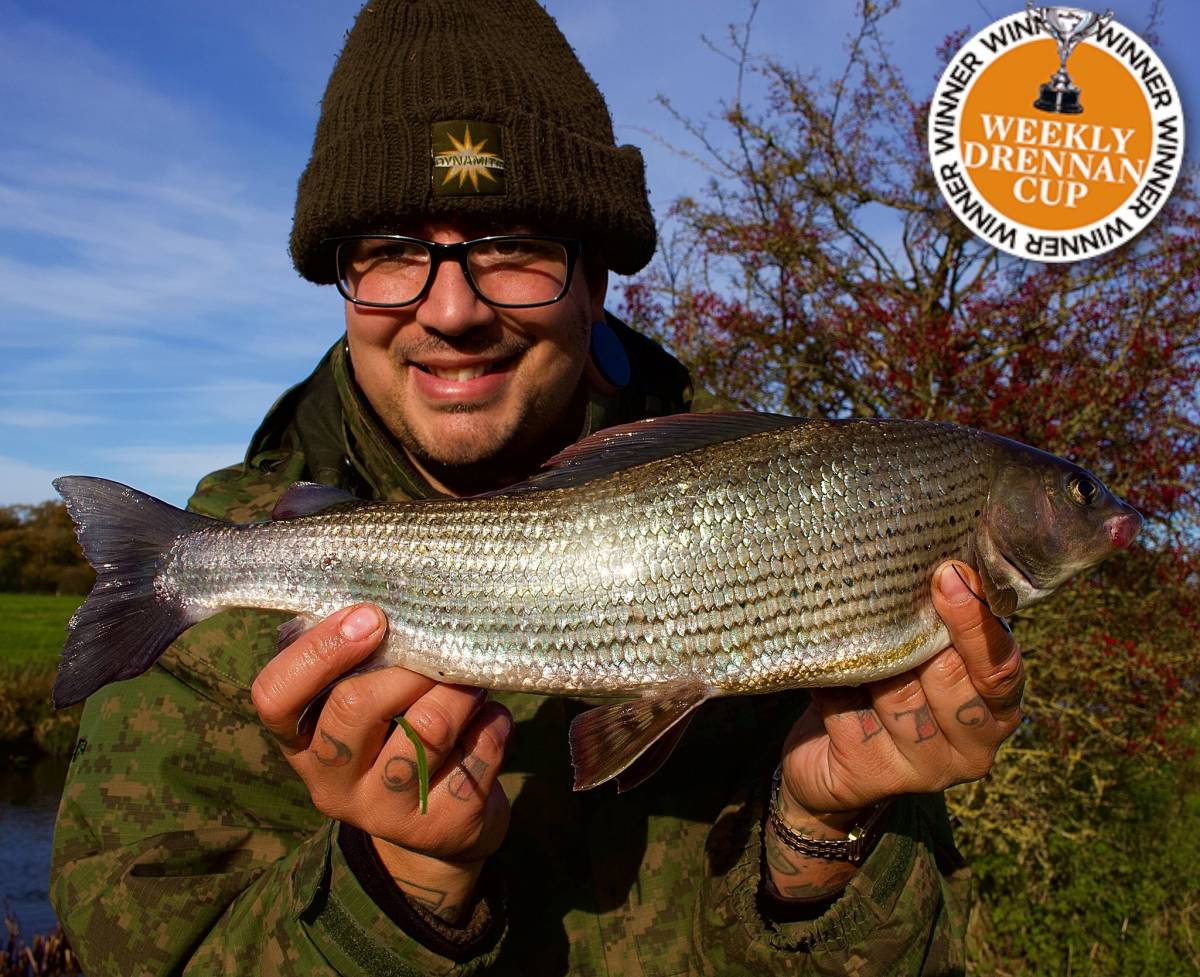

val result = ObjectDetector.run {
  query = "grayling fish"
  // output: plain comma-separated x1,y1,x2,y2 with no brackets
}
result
53,413,1141,791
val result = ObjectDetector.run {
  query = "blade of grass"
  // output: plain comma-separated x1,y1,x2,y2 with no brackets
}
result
394,715,429,815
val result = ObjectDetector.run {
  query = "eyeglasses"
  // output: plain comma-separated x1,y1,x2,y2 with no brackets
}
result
327,234,583,309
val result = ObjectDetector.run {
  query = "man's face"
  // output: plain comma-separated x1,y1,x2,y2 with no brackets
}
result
343,220,607,494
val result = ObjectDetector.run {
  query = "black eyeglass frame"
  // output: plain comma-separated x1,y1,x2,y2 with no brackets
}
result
325,233,584,309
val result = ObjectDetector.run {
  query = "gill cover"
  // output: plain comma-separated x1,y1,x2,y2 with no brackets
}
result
977,437,1142,617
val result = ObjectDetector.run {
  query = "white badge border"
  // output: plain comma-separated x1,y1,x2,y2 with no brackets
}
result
928,11,1184,263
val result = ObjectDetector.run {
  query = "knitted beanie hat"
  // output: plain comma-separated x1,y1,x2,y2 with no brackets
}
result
290,0,656,283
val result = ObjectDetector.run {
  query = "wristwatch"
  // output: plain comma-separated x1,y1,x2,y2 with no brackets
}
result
767,766,891,864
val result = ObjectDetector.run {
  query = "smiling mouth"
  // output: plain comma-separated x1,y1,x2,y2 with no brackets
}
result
413,355,517,382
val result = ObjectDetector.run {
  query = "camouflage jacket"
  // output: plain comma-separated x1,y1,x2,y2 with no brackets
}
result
51,320,971,976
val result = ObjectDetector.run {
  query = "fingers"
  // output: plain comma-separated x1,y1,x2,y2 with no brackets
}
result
830,672,957,798
296,666,446,808
251,604,516,867
911,647,1002,778
781,561,1030,815
370,699,515,859
436,700,513,806
932,562,1026,725
252,604,396,751
783,686,883,812
375,683,490,802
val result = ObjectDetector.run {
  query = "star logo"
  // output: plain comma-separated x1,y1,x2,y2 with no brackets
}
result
431,121,507,196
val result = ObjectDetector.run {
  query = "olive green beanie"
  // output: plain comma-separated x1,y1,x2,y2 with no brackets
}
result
290,0,656,283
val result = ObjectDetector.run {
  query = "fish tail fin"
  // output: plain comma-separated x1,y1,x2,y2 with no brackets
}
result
52,476,221,708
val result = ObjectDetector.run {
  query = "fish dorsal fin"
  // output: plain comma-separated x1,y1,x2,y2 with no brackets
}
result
497,412,801,495
568,683,712,791
272,483,359,520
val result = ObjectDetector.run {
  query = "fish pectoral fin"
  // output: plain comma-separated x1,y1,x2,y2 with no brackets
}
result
568,683,712,792
613,711,697,794
977,560,1019,618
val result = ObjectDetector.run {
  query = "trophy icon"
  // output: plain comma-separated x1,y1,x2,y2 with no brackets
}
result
1026,3,1114,114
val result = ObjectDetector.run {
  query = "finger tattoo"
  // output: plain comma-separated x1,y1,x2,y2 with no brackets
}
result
382,755,418,793
956,696,988,727
446,754,489,802
856,708,885,742
894,704,939,743
314,730,352,767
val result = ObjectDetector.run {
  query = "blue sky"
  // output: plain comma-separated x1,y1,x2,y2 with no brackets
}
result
1,0,1194,507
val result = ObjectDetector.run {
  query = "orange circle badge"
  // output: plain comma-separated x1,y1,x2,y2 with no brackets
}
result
929,5,1183,262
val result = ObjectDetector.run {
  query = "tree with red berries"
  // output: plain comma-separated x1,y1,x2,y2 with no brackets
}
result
623,2,1199,970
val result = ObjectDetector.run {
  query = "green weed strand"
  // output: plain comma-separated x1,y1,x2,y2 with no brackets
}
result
394,715,429,815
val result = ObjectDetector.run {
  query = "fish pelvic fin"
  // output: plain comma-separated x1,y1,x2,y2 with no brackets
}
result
52,476,221,708
568,683,711,792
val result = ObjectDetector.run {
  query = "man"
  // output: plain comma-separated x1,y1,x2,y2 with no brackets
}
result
51,1,1023,974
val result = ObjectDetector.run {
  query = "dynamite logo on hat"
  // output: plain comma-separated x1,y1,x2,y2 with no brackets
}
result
928,6,1183,262
431,121,507,196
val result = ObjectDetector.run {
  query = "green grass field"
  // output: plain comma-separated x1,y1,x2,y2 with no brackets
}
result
0,593,83,669
0,594,84,756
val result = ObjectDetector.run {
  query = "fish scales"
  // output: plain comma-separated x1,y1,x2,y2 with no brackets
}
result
164,420,992,696
53,413,1143,789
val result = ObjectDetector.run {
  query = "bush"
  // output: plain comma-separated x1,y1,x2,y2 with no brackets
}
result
0,666,80,759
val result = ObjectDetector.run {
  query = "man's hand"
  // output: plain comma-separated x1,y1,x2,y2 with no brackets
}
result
764,560,1025,902
250,603,514,923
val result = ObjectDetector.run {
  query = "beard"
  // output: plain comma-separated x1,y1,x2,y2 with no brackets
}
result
395,380,589,495
381,340,591,495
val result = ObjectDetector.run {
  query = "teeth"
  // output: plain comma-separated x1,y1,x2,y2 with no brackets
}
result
427,365,488,381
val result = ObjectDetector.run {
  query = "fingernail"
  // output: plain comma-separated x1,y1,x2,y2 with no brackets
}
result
938,564,972,605
341,606,381,640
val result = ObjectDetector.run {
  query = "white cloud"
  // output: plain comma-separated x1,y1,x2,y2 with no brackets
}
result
108,444,248,483
0,409,98,429
0,11,312,334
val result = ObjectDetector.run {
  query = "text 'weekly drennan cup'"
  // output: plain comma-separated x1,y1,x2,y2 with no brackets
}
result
929,5,1183,262
1028,3,1114,114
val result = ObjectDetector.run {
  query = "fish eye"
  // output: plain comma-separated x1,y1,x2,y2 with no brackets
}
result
1068,475,1099,506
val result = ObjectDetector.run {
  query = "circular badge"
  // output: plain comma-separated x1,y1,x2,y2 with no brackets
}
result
929,7,1183,262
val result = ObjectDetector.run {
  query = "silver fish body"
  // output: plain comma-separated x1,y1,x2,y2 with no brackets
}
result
163,417,1129,694
54,414,1142,789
